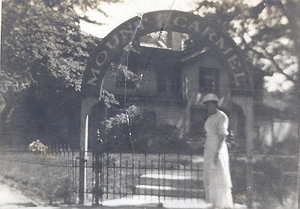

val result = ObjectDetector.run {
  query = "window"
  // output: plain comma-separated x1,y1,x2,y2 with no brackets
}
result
156,67,182,94
199,67,219,93
139,31,190,51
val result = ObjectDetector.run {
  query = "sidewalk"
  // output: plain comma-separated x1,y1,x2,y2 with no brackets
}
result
100,196,247,209
0,183,247,209
0,182,39,208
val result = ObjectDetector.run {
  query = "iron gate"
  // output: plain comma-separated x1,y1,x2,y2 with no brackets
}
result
91,150,205,205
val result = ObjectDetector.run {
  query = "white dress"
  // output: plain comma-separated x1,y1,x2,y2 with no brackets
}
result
203,110,233,208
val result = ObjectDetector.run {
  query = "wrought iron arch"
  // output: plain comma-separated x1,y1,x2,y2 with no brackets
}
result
82,10,254,98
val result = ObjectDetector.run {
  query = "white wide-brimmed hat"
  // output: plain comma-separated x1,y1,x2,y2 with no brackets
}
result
201,94,220,105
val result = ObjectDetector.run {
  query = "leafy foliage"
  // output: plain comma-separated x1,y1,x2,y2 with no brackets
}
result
192,0,298,92
231,157,297,207
190,0,299,120
253,157,297,207
98,107,189,153
4,66,82,146
1,0,103,91
1,0,120,144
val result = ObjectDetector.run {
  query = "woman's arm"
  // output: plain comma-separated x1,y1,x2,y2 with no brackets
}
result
213,135,224,165
213,112,229,165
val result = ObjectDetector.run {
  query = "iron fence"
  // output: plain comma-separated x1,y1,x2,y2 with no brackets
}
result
0,146,297,206
0,146,82,204
91,151,298,206
92,151,204,205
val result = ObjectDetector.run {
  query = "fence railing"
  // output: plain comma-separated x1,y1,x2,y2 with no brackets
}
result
0,146,82,204
0,146,297,207
92,151,205,205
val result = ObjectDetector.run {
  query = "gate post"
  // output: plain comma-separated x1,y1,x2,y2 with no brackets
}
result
93,151,103,205
79,97,98,204
79,151,85,204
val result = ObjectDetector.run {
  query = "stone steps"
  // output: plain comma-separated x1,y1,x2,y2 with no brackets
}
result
135,167,205,199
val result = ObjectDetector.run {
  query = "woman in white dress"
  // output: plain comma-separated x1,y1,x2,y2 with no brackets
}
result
202,94,233,209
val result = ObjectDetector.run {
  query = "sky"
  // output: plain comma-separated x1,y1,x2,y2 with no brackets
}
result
80,0,261,38
80,0,197,38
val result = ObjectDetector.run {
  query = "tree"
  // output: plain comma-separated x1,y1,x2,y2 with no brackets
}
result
4,58,82,146
0,0,119,143
192,0,298,111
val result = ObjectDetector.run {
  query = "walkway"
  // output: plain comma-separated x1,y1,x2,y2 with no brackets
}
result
101,196,247,209
0,183,39,208
0,182,247,209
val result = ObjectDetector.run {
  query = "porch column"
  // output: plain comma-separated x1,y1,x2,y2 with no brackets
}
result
232,96,254,208
79,97,98,204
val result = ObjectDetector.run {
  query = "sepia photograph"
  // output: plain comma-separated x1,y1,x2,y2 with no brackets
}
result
0,0,299,208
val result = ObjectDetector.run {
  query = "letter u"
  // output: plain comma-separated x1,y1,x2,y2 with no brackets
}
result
106,35,120,49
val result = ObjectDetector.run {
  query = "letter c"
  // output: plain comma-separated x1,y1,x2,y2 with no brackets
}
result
173,17,187,28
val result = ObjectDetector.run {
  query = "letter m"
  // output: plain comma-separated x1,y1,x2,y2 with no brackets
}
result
87,68,101,86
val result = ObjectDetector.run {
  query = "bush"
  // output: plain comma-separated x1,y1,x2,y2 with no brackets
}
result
42,176,72,205
253,157,296,206
231,157,297,207
97,108,189,153
230,161,247,204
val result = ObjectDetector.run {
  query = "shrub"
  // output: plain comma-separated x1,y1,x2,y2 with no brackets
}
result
231,157,297,207
98,108,189,153
253,157,296,206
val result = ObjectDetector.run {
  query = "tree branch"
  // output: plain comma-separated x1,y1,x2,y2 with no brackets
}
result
236,17,297,84
246,45,297,84
79,16,105,26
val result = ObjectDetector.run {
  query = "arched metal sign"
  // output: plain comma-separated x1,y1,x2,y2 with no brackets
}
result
82,10,253,97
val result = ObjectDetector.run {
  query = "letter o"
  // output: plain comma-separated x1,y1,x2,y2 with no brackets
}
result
96,51,108,67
